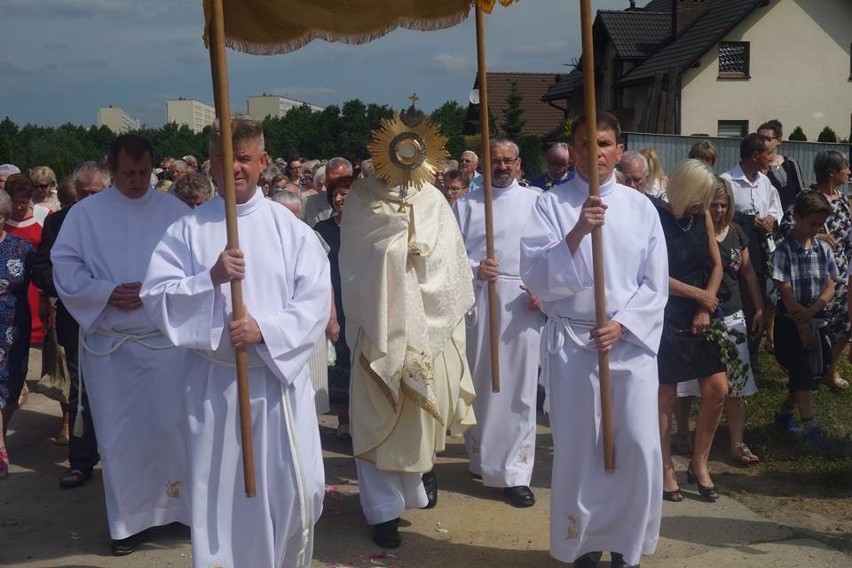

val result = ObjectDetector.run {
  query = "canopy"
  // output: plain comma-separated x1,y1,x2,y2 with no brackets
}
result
202,0,516,55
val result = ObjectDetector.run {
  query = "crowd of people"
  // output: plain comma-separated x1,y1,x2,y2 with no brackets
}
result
0,111,849,568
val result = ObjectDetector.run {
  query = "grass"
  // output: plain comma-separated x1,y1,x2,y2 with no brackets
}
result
723,344,852,491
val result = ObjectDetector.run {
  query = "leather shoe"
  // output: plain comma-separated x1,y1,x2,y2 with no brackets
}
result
373,518,401,548
611,552,639,568
111,531,145,556
573,551,602,568
502,485,535,508
59,468,93,489
421,471,438,509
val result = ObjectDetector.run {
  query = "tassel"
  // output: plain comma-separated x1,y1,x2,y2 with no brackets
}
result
72,410,84,437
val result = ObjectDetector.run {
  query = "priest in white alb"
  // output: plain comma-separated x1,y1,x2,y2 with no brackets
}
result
339,109,476,549
454,138,544,508
140,117,330,568
519,112,668,568
51,135,190,556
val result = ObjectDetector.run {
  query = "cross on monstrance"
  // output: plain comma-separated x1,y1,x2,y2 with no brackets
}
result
409,93,419,107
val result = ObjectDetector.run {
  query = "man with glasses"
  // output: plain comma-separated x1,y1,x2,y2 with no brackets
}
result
757,119,805,213
618,151,650,193
455,138,545,508
288,158,304,186
440,169,469,206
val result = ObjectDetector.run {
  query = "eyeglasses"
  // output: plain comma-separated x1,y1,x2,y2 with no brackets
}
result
445,185,466,193
625,176,645,185
34,183,52,190
491,157,518,166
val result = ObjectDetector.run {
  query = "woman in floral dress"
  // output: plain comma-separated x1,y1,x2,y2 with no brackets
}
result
0,187,36,478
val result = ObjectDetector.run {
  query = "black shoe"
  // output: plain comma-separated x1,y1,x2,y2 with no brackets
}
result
611,552,639,568
373,518,401,548
469,471,482,481
573,551,602,567
111,531,145,556
59,468,93,489
502,485,535,508
421,471,438,509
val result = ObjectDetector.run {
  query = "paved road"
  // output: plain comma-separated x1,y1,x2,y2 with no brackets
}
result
1,352,848,567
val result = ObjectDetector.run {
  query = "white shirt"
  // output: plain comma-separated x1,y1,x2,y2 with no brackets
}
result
722,163,783,219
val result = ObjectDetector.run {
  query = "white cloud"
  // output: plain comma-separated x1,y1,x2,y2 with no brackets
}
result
427,54,471,75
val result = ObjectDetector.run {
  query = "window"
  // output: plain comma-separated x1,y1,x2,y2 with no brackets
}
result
718,120,749,138
718,41,750,79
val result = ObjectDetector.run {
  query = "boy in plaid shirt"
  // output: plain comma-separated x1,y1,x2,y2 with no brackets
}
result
772,190,837,449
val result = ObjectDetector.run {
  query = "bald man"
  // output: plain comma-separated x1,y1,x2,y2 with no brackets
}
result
531,143,573,191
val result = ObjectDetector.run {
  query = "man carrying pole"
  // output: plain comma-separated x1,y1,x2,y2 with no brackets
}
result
519,111,668,568
141,117,330,568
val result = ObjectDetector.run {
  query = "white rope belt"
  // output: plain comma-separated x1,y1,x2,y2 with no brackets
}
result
191,349,265,369
73,328,172,437
81,328,170,356
545,315,597,354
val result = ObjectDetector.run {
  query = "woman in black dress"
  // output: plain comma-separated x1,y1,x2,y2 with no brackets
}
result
655,159,728,503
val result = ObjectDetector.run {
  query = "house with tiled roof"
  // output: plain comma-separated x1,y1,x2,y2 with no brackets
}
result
544,0,852,140
463,72,565,138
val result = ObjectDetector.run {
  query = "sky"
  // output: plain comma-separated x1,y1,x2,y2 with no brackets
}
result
1,0,635,128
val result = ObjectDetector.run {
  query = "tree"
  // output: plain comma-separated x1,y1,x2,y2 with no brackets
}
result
500,81,527,141
430,101,466,139
817,126,838,143
0,116,20,165
788,126,807,141
338,99,370,160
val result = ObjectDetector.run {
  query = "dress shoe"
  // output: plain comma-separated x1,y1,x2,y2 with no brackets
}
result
372,518,401,548
573,551,602,567
111,530,145,556
502,485,535,508
611,552,639,568
59,468,93,489
421,470,438,509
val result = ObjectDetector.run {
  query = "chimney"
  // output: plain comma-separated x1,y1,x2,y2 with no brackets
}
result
671,0,706,40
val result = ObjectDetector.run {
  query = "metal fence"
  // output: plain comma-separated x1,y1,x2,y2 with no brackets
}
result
623,132,851,193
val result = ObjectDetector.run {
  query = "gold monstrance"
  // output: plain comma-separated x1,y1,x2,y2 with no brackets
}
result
367,94,448,212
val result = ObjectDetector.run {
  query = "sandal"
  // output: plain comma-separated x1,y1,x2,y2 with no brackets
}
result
0,449,9,479
686,463,720,502
731,442,760,465
663,488,684,502
822,376,849,392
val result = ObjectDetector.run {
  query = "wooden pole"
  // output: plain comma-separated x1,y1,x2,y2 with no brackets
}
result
580,0,615,473
474,6,501,394
208,0,257,497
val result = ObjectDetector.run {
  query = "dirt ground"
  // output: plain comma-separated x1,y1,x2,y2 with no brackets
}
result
1,350,850,567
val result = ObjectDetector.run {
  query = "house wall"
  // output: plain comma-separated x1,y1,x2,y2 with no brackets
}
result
679,0,852,140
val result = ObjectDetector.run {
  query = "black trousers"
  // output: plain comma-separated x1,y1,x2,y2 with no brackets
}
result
65,342,99,473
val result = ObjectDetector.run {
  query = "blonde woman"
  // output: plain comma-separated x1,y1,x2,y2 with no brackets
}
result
654,160,728,503
30,165,59,214
641,147,667,198
676,178,765,465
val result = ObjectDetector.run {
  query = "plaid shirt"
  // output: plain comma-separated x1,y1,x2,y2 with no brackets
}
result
772,235,838,307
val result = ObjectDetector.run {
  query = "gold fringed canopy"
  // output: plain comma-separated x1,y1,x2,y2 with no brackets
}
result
203,0,477,55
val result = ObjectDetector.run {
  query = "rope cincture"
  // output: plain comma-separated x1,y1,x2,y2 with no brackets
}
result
73,329,171,437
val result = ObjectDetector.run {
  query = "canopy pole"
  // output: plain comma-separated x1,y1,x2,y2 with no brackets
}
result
580,0,615,472
474,6,500,393
208,0,257,497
